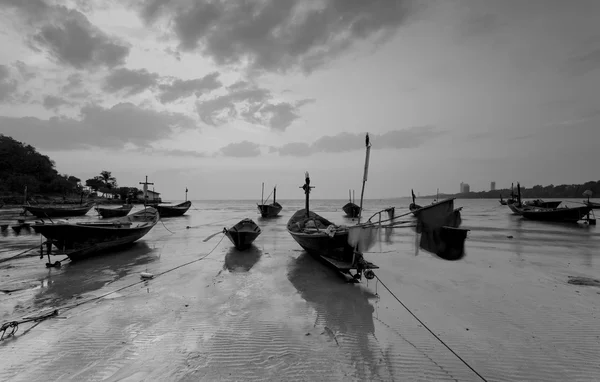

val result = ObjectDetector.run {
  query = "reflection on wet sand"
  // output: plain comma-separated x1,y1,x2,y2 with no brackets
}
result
287,253,385,380
31,242,157,310
223,245,262,272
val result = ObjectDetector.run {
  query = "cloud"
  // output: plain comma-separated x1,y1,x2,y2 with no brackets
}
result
42,95,72,110
0,102,197,150
196,82,313,130
158,72,222,103
104,68,160,96
275,127,442,156
12,61,36,81
138,0,414,74
219,141,261,157
565,47,600,76
0,65,18,102
142,148,207,158
2,0,130,69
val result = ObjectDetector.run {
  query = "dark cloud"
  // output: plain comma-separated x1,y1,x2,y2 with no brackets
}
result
274,127,442,156
219,141,261,157
158,72,222,103
0,65,18,102
138,0,413,74
2,0,130,69
42,95,72,110
196,82,313,131
0,102,196,150
104,68,160,96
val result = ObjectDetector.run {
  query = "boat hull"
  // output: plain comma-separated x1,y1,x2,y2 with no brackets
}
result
24,204,92,218
96,205,132,218
257,203,282,217
32,208,159,261
155,201,192,217
342,203,361,218
224,218,261,250
521,206,593,223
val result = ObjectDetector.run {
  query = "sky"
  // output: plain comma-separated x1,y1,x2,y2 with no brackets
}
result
0,0,598,200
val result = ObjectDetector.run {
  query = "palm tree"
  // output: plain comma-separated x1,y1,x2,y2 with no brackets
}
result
99,170,117,189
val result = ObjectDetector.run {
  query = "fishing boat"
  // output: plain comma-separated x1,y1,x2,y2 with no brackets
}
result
155,201,192,217
24,203,93,218
224,218,262,250
95,204,133,218
32,207,159,267
524,199,562,209
257,184,282,218
582,190,600,209
499,194,507,206
520,205,594,223
342,190,360,218
288,135,380,282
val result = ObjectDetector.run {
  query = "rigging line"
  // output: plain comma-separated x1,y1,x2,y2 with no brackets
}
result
159,218,175,234
373,274,488,382
1,235,226,341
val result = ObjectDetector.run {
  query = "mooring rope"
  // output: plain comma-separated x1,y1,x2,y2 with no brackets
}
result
373,274,488,382
0,235,226,342
0,244,41,264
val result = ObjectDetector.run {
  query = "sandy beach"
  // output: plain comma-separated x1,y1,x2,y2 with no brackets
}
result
1,199,599,381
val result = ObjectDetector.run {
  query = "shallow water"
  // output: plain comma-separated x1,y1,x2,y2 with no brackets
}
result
1,198,599,381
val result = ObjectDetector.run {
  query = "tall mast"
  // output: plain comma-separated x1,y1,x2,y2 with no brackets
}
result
139,175,154,206
301,172,314,217
357,133,372,224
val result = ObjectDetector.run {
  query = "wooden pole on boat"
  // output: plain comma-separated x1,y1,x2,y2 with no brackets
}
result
349,189,351,203
357,134,371,224
301,172,314,217
273,186,277,204
139,176,154,207
185,187,188,202
261,182,264,205
353,190,355,204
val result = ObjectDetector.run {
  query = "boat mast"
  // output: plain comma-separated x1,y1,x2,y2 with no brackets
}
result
357,134,372,224
185,187,188,202
139,176,154,207
349,189,351,203
261,182,264,205
301,172,314,217
273,186,277,204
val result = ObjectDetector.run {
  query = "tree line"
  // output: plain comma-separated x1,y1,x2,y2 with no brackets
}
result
422,181,600,199
0,134,139,200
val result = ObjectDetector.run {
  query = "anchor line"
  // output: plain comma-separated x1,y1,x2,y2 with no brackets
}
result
0,235,226,342
373,274,488,382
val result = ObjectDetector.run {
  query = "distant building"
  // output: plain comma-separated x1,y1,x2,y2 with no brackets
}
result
491,181,496,191
136,189,162,202
460,182,470,193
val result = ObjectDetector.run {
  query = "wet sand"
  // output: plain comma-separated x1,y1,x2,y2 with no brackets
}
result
1,199,599,381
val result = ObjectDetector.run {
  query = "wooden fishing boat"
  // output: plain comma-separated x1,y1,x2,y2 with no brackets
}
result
31,207,159,266
155,200,191,217
257,184,282,217
520,205,594,223
24,203,92,218
342,189,360,217
499,194,507,205
224,218,262,250
288,170,378,281
524,199,562,209
95,204,133,218
409,189,423,216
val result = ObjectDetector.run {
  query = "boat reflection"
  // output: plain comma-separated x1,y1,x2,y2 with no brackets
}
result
31,242,157,310
223,245,262,272
287,253,385,380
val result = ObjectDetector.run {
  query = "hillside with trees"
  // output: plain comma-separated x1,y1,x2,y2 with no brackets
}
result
0,134,82,196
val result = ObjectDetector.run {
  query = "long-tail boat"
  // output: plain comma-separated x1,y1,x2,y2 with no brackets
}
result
342,189,360,218
155,201,192,217
32,207,159,267
224,218,262,250
520,205,594,223
95,204,133,218
257,183,282,218
24,203,93,218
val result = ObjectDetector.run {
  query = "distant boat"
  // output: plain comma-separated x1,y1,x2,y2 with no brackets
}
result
155,200,192,217
499,194,507,205
257,184,282,218
506,183,561,214
224,218,262,250
520,205,594,223
24,203,93,218
95,204,133,218
32,207,159,267
342,189,360,217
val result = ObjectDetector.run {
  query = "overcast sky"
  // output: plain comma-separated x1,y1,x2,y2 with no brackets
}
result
0,0,598,200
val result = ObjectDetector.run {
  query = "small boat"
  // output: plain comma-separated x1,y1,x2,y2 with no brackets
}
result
24,203,93,218
224,218,262,250
520,205,594,223
342,189,361,218
257,184,282,218
95,204,133,218
32,207,159,266
155,200,192,217
499,194,507,206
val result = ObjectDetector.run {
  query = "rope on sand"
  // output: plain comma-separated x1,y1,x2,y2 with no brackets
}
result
0,235,226,342
0,244,41,264
373,274,488,382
